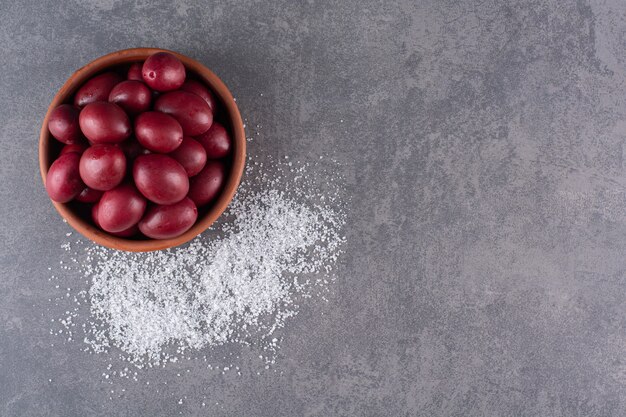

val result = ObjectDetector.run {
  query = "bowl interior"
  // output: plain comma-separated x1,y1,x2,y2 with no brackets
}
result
39,48,246,252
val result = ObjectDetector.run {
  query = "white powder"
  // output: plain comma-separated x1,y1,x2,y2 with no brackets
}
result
54,154,346,368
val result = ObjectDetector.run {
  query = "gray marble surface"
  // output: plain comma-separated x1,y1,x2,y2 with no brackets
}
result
2,0,626,416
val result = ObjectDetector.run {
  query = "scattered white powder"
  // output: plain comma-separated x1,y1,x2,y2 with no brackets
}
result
83,188,344,365
53,151,347,369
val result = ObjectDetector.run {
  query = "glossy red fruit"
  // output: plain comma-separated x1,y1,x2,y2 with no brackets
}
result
91,201,134,232
45,153,84,203
75,187,103,203
180,79,217,111
133,154,189,204
60,143,88,156
169,137,207,176
110,224,139,237
98,184,147,233
139,197,198,239
134,112,183,153
93,202,139,237
79,144,126,191
154,91,212,136
127,62,143,81
48,104,82,144
187,160,225,206
73,72,123,107
142,52,186,92
108,80,151,115
196,122,231,159
93,202,137,236
91,202,102,227
79,102,131,144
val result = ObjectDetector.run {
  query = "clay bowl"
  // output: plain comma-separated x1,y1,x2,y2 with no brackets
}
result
39,48,246,252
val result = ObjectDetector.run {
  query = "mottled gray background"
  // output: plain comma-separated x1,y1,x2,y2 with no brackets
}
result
1,0,626,416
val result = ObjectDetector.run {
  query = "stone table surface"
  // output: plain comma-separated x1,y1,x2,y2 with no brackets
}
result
2,0,626,416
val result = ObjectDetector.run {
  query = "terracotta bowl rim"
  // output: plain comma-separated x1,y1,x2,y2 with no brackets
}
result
39,47,246,252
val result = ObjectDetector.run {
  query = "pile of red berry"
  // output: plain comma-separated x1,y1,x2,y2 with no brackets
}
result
45,52,231,240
